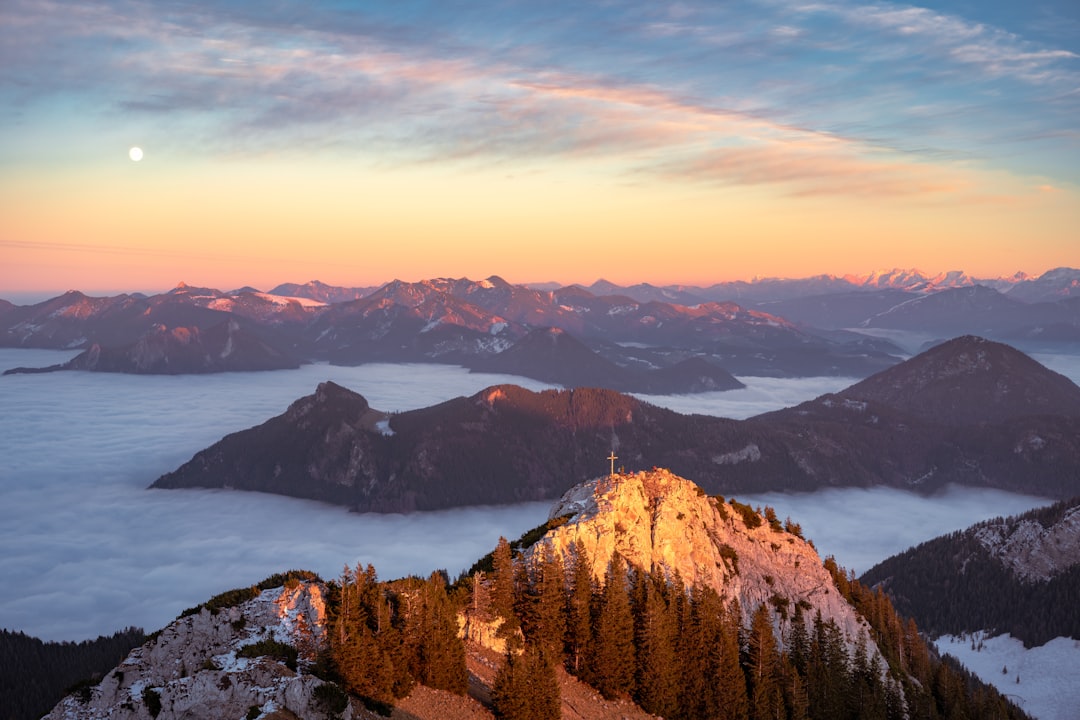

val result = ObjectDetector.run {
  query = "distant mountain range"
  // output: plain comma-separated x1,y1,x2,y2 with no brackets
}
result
3,268,1077,382
152,336,1080,512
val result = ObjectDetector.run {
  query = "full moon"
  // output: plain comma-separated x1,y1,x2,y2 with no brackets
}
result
129,146,144,162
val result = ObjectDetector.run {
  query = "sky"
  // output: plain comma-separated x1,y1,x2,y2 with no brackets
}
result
1,0,1078,296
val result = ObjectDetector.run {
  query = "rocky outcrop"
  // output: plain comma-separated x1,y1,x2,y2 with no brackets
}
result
45,582,355,720
974,505,1080,584
531,469,878,652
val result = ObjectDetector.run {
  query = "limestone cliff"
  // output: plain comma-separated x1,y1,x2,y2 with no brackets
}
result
533,469,879,655
45,582,355,720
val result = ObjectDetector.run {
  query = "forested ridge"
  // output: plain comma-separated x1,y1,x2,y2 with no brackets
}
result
316,513,1030,719
860,497,1080,646
0,626,145,720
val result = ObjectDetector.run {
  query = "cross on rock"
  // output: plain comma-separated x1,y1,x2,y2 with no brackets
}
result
607,450,618,477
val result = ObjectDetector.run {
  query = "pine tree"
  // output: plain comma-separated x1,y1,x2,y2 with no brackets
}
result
590,555,635,699
631,571,678,718
782,653,810,720
416,572,468,694
492,644,561,720
788,603,811,676
491,536,522,651
565,540,593,675
748,603,784,720
492,536,515,620
331,565,399,704
714,598,750,720
532,543,567,659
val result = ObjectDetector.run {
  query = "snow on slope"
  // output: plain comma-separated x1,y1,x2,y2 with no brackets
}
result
936,632,1080,720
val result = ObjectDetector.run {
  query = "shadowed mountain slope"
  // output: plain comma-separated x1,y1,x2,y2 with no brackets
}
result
4,319,300,375
473,326,744,393
153,338,1080,511
837,335,1080,425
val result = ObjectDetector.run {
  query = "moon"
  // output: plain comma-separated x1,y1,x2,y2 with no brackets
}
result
129,146,144,162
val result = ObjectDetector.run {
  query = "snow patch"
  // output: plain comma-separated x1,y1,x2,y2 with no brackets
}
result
252,292,325,308
936,633,1080,720
375,418,395,436
489,321,507,334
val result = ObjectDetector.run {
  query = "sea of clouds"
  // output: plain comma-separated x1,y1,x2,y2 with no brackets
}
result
1,348,1077,641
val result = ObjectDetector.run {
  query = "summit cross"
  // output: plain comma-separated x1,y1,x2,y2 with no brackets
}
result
607,451,618,477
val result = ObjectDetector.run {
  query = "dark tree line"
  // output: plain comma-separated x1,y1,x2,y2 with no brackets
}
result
0,626,146,720
859,497,1080,647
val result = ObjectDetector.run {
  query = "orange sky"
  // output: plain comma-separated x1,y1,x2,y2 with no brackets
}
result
2,153,1076,296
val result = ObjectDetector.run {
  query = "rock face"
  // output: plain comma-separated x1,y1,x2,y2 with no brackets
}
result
534,469,877,650
973,505,1080,584
45,582,355,719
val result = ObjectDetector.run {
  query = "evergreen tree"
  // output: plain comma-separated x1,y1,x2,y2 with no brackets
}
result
492,536,516,621
781,652,810,720
491,644,561,720
748,603,784,720
676,582,711,719
590,555,635,699
531,543,567,659
565,540,594,675
714,598,750,720
788,603,811,676
331,564,404,704
631,571,679,718
414,572,468,694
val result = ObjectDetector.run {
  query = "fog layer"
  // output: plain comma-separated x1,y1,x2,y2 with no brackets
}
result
1,349,1072,641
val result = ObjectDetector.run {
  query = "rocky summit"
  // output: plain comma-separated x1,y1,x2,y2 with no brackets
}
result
534,468,875,649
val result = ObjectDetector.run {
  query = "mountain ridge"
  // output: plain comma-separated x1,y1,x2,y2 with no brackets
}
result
152,336,1080,510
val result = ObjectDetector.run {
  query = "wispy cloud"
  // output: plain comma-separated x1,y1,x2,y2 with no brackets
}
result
791,1,1079,84
2,0,1077,195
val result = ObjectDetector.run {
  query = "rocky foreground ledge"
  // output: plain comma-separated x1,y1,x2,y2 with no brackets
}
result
44,582,350,720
